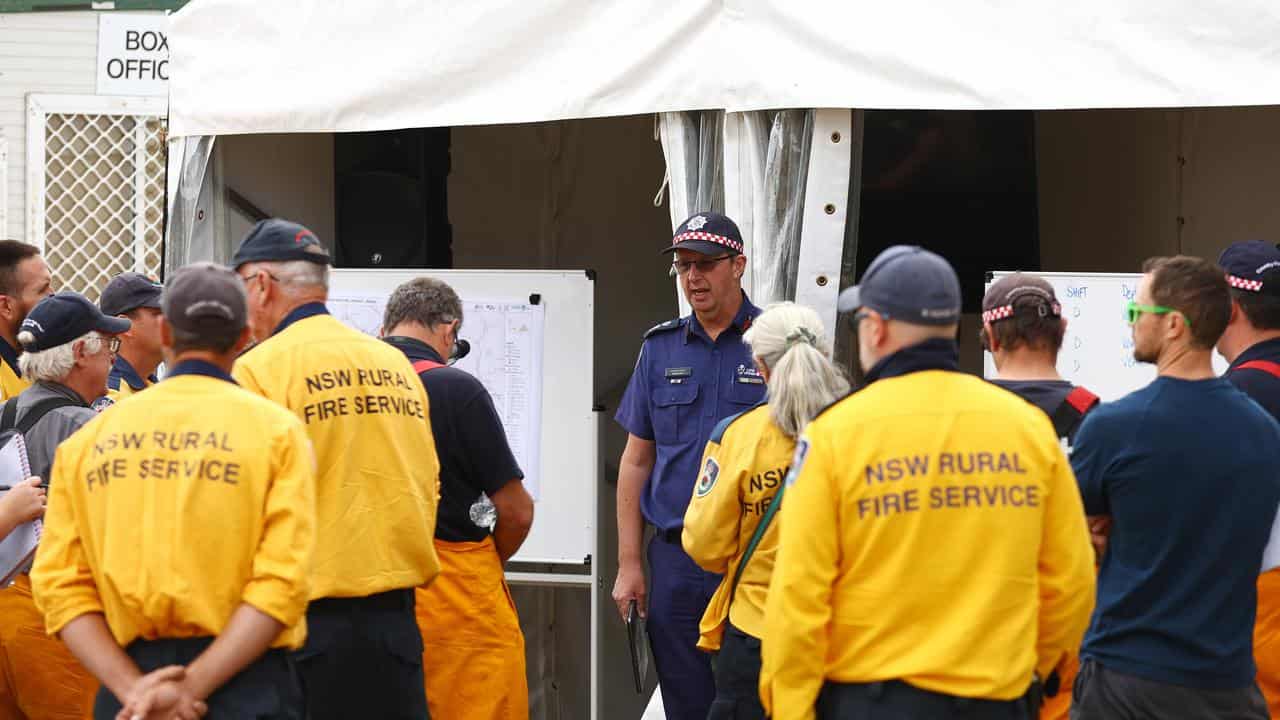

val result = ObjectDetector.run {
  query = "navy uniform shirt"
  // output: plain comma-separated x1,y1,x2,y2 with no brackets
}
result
107,355,159,395
1224,336,1280,422
615,293,764,531
385,335,524,543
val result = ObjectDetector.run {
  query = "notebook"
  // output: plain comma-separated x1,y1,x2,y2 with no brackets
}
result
0,433,38,587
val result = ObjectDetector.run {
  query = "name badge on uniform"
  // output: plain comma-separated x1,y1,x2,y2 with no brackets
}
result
736,364,764,385
665,367,693,384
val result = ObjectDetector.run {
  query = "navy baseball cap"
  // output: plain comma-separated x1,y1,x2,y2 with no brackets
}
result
661,212,745,256
18,292,131,352
230,218,332,270
1218,240,1280,295
837,245,961,325
99,271,163,316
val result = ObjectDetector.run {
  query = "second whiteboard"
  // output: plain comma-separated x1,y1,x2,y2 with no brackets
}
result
983,271,1228,402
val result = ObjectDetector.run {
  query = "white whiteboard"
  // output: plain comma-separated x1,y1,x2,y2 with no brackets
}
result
328,268,596,566
983,272,1228,402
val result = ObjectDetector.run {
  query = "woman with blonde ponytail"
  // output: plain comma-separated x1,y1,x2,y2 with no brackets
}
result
682,302,849,719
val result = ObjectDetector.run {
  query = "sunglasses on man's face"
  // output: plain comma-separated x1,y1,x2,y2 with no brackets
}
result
672,255,732,276
1125,300,1190,327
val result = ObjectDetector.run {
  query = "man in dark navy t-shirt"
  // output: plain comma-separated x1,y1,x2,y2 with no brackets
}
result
1216,239,1280,718
982,273,1099,443
981,272,1098,720
1071,256,1279,719
382,277,534,720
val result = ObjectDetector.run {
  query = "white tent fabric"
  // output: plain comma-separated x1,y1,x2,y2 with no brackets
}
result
169,0,1280,138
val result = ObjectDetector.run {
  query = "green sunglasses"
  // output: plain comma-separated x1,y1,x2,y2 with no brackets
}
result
1125,300,1191,327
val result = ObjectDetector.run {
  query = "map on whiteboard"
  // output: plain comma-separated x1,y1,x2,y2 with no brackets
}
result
329,294,545,499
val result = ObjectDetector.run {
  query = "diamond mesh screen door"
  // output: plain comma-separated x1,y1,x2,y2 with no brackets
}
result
26,94,168,302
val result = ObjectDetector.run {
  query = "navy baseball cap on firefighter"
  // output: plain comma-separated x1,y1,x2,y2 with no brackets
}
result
661,212,745,256
837,245,961,325
981,273,1061,324
1218,240,1280,295
17,292,131,352
99,271,163,316
230,218,332,270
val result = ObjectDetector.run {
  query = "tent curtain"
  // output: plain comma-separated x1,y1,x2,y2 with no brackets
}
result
660,109,814,309
164,135,231,278
729,109,814,306
657,110,725,317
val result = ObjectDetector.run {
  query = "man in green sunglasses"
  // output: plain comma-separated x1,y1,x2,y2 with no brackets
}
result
1124,300,1188,329
1071,255,1280,720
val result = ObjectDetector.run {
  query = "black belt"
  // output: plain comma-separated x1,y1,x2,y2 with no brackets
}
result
656,527,682,543
308,587,414,614
817,679,1036,719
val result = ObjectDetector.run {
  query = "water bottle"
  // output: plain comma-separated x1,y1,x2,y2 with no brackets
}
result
469,494,497,530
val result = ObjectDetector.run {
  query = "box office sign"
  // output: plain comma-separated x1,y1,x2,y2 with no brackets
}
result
97,14,170,97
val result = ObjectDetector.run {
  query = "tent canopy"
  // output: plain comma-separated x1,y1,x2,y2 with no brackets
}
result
169,0,1280,137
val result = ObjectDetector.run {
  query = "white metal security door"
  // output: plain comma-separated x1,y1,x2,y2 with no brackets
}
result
27,94,167,301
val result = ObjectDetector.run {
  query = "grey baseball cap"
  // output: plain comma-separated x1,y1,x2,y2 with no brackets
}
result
837,245,961,325
162,262,247,335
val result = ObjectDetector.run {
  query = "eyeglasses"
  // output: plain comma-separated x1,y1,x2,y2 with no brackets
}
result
1125,300,1191,327
107,336,121,354
672,255,732,276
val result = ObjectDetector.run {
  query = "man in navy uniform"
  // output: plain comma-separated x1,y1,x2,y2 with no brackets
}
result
1216,239,1280,718
613,211,765,720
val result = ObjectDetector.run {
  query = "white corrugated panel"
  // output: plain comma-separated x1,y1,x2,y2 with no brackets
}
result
0,11,98,242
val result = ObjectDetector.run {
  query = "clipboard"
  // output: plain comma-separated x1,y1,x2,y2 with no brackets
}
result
626,599,651,694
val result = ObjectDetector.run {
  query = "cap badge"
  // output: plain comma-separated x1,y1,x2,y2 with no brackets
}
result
686,215,708,231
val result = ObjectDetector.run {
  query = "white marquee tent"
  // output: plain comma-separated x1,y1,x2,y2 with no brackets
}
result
168,0,1280,138
163,3,1280,718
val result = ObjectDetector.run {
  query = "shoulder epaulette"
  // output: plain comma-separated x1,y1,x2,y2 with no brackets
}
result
642,318,681,340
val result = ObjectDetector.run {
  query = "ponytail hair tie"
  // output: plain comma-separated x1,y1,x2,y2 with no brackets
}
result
783,326,818,351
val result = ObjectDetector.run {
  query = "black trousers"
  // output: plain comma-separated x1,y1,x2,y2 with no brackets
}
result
708,623,766,720
815,679,1034,720
94,637,301,720
1070,659,1269,720
296,588,430,720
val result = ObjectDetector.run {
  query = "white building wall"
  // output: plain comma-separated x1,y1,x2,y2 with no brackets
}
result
0,11,101,242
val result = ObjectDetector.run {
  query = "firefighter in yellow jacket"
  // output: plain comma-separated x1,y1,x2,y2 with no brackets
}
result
231,219,441,720
30,262,316,720
683,302,848,720
0,240,53,400
760,246,1095,720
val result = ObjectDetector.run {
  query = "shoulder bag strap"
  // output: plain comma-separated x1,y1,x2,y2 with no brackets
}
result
15,397,80,435
1238,359,1280,379
729,483,787,604
412,359,446,374
0,398,18,433
1050,386,1100,439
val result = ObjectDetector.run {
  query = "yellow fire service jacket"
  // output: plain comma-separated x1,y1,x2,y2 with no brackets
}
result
683,404,793,651
760,345,1095,720
31,361,317,650
233,305,441,599
0,339,30,401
